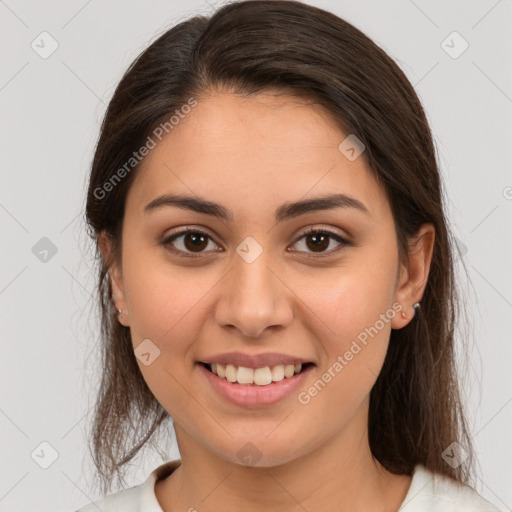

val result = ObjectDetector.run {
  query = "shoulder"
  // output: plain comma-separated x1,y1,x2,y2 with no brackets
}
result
73,460,181,512
400,464,502,512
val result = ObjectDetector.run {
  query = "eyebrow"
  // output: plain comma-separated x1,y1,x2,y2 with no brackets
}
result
143,193,370,222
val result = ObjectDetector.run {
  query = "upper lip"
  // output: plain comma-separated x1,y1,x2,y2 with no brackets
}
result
199,351,313,369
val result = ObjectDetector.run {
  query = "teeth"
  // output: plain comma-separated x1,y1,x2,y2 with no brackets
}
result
237,366,254,385
216,363,226,378
271,365,285,382
225,364,237,383
208,362,304,386
254,367,272,385
284,364,295,378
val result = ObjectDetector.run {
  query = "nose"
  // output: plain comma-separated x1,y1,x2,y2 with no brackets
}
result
214,249,293,339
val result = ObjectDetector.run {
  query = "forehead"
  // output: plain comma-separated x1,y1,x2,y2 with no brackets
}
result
126,91,391,224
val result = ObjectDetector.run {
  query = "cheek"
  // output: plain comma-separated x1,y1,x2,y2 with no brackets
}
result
122,248,214,343
121,255,207,419
296,277,393,425
297,266,395,400
120,256,221,417
301,267,394,342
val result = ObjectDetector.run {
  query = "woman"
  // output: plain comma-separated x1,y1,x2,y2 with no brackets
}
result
75,1,501,510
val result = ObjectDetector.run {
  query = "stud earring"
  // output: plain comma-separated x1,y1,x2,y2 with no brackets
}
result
117,308,124,319
401,302,421,320
413,302,421,319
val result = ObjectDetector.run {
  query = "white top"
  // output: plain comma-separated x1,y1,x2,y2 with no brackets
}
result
74,460,502,511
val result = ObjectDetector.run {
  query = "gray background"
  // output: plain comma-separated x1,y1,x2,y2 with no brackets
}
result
1,0,511,510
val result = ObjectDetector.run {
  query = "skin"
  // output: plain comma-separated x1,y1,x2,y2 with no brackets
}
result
99,89,435,512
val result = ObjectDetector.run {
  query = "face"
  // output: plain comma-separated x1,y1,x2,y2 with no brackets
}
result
104,90,430,468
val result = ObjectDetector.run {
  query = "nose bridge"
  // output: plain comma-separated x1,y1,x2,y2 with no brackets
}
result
214,241,293,338
234,248,276,303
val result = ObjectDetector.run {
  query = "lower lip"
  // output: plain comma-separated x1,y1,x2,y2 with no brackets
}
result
198,363,314,407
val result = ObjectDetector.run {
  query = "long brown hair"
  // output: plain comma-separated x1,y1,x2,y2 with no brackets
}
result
84,0,475,495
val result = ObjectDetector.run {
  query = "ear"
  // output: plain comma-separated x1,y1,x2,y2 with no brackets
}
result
98,230,130,327
391,223,435,329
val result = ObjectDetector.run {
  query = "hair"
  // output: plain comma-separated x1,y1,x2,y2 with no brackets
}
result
84,0,475,495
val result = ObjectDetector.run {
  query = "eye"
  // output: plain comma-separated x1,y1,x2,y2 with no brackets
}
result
290,227,351,256
162,226,351,258
162,227,221,258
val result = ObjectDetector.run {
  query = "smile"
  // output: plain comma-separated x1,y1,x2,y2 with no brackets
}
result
198,361,316,407
201,362,313,386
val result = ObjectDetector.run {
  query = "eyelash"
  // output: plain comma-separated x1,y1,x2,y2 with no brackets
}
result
161,226,351,259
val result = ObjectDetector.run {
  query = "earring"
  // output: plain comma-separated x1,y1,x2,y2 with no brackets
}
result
117,308,124,319
401,302,421,319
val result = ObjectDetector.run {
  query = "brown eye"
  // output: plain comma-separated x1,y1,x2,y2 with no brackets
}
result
305,232,330,252
291,228,351,256
162,228,220,257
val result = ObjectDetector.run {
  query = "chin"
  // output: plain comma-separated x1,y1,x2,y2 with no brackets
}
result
211,437,309,469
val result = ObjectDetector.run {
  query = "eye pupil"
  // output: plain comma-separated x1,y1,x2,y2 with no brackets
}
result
184,233,208,252
306,233,329,252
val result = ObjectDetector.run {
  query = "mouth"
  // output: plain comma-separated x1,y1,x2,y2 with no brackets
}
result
199,361,315,387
